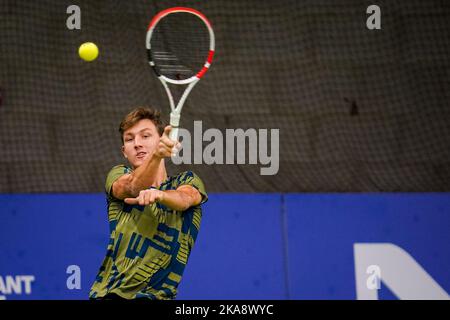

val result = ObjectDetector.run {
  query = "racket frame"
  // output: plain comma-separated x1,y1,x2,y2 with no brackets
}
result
146,7,215,141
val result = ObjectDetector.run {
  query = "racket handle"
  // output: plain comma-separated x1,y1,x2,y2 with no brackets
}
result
169,112,180,142
169,127,179,141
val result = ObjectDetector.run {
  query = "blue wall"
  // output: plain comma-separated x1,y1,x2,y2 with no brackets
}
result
0,193,449,300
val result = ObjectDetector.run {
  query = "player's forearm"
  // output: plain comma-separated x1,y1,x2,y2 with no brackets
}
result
128,155,163,196
159,190,196,211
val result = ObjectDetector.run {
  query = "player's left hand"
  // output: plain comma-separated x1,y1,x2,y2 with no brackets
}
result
124,188,165,206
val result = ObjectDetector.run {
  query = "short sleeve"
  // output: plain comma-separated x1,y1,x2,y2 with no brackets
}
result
176,171,208,205
105,165,130,199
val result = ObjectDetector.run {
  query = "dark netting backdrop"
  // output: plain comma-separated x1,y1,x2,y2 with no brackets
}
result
0,0,449,192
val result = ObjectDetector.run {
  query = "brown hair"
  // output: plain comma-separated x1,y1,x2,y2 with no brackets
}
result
119,107,165,143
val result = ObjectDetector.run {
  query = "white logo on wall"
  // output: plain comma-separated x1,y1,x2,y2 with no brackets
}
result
66,265,82,290
354,243,450,300
172,121,280,176
366,265,381,290
0,275,35,300
366,5,381,30
66,5,81,30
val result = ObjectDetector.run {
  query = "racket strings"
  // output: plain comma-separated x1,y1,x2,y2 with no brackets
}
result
150,13,210,80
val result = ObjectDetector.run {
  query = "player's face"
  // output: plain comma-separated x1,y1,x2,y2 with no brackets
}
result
122,119,160,168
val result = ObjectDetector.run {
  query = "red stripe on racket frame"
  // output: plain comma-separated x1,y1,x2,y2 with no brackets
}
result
147,7,212,30
197,50,215,78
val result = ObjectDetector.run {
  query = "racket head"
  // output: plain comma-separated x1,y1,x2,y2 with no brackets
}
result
146,7,215,85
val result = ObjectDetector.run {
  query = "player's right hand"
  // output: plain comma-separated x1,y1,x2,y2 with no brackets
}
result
155,125,181,158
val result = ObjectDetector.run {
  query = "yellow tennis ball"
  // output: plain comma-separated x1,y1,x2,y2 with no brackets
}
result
78,42,99,62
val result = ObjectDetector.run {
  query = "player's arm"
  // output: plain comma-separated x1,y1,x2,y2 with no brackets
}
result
124,185,202,211
112,126,179,200
112,160,162,200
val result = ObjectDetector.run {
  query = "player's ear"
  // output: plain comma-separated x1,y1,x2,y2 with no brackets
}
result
121,145,127,158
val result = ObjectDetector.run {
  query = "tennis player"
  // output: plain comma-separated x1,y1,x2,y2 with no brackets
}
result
89,107,207,300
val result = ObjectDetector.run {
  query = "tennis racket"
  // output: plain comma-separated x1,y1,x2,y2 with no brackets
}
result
146,7,215,142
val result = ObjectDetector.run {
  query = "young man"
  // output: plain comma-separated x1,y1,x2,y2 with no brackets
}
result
89,107,207,300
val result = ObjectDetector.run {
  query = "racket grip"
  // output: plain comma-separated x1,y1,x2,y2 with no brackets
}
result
169,127,179,141
169,112,180,142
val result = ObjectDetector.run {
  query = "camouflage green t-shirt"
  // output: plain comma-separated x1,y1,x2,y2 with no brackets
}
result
89,165,207,300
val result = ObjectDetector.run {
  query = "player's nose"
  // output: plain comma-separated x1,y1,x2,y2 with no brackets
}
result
133,136,143,148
